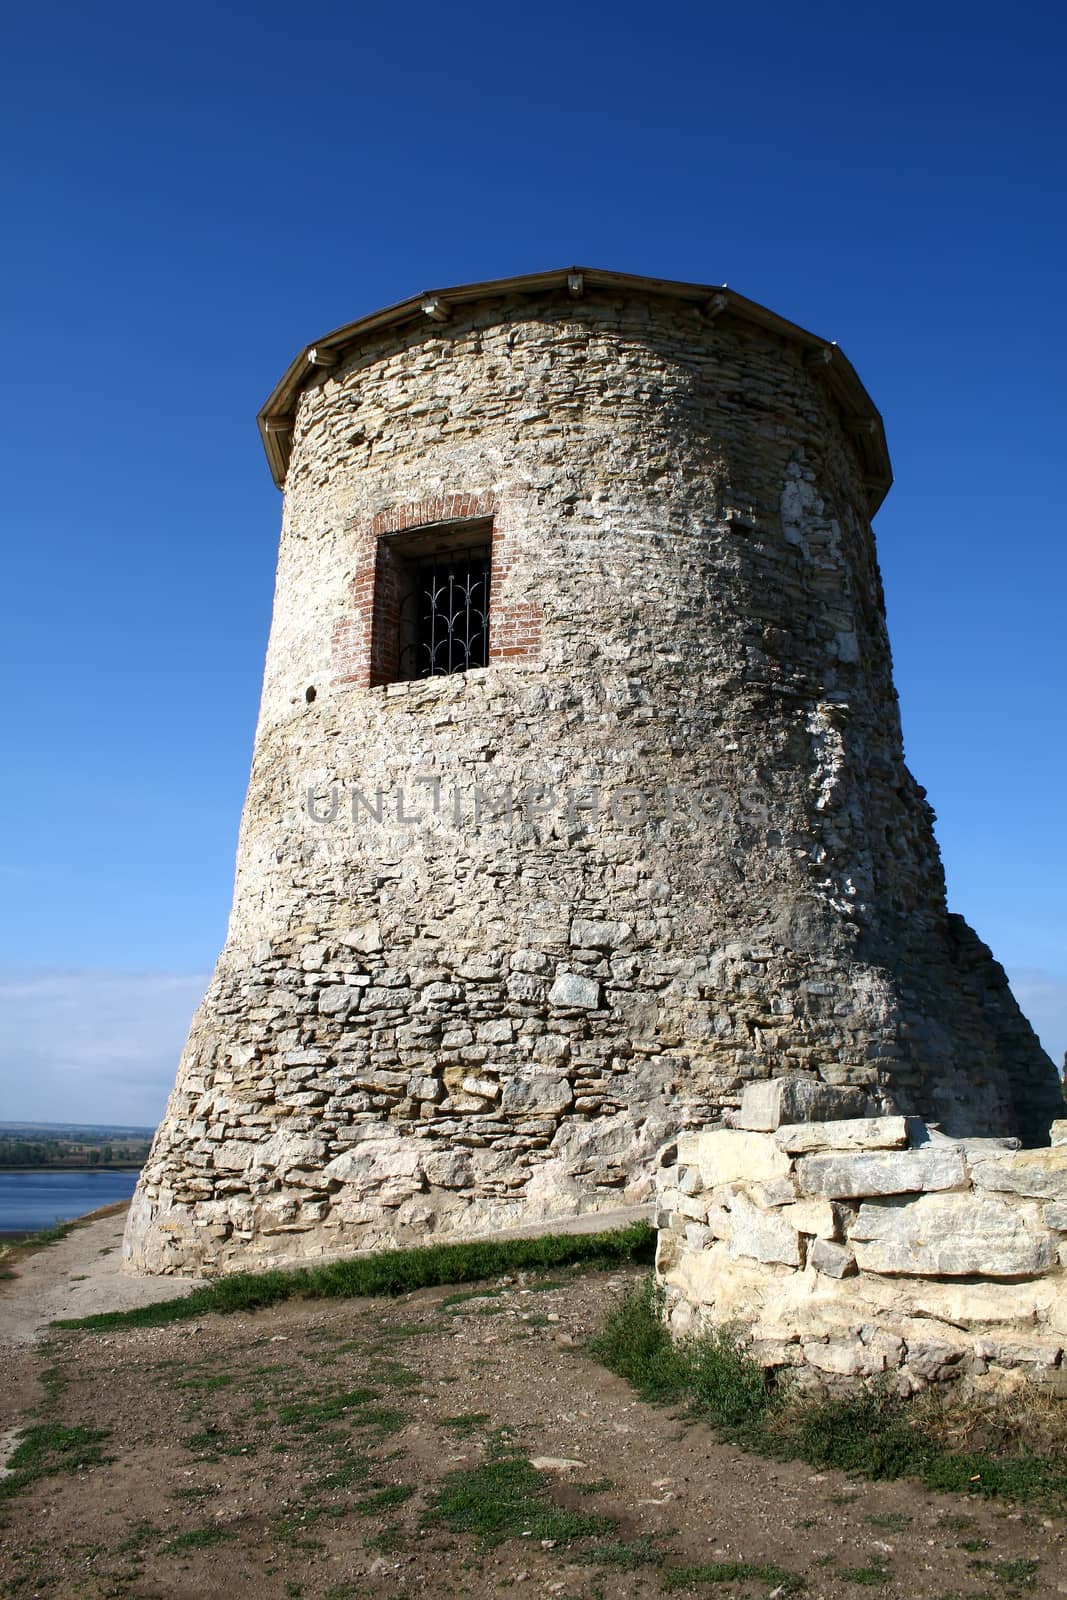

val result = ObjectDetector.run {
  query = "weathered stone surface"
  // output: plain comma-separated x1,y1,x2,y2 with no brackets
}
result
736,1077,869,1133
803,1337,901,1377
779,1199,839,1238
796,1148,966,1199
569,918,632,950
500,1074,574,1115
849,1193,1057,1277
809,1238,856,1278
1051,1121,1067,1147
547,973,601,1010
971,1147,1067,1201
774,1116,909,1154
685,1129,792,1189
727,1194,803,1267
125,273,1062,1276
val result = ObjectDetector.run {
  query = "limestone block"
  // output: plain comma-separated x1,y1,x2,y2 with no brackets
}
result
774,1116,909,1154
317,986,361,1017
780,1199,839,1238
423,1153,473,1191
476,1019,515,1044
972,1335,1063,1368
971,1147,1067,1201
736,1076,869,1132
803,1339,891,1377
1043,1202,1067,1230
510,950,551,974
505,972,548,1003
745,1178,797,1207
684,1223,714,1250
727,1193,803,1267
337,921,383,955
461,1075,500,1100
903,1339,966,1383
570,918,633,949
1050,1121,1067,1147
500,1073,574,1114
809,1238,856,1277
322,1139,422,1185
687,1129,792,1188
548,972,601,1009
849,1192,1058,1277
796,1147,966,1199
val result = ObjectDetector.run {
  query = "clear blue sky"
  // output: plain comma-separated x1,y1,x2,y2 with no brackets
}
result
1,0,1063,1123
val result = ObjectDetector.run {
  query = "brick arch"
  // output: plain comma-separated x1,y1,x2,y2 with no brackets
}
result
331,492,542,688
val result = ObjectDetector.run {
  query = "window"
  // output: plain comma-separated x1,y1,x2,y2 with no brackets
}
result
384,521,492,681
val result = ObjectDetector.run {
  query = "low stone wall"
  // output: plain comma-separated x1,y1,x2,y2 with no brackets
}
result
654,1078,1067,1393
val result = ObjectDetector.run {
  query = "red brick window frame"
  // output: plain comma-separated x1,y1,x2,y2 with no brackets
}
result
331,494,542,689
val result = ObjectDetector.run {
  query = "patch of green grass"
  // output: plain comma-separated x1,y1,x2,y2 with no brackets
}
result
440,1287,506,1311
865,1512,911,1531
440,1412,491,1437
837,1560,890,1586
275,1386,380,1425
571,1535,663,1570
171,1371,235,1392
661,1560,805,1593
352,1483,415,1513
32,1221,77,1247
968,1556,1040,1588
368,1358,421,1389
0,1423,112,1500
423,1441,615,1548
160,1522,235,1554
364,1522,406,1553
55,1221,655,1331
116,1520,162,1553
184,1424,231,1452
592,1275,1067,1510
313,1455,373,1491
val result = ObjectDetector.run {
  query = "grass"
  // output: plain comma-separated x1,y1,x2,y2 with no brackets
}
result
591,1274,1067,1510
0,1422,112,1500
660,1560,805,1593
54,1220,655,1332
422,1439,616,1548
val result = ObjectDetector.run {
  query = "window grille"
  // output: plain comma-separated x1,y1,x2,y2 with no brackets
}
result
395,538,492,680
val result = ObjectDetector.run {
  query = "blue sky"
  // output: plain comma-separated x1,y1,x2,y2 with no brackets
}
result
0,0,1063,1123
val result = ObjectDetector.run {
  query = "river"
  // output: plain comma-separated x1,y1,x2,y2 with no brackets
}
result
0,1169,140,1235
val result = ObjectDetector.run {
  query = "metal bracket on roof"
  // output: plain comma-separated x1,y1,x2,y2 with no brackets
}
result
704,293,729,319
307,347,339,369
805,345,835,368
421,296,451,323
262,417,292,434
567,272,584,298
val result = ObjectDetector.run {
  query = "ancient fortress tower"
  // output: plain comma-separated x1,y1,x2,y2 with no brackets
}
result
125,268,1061,1274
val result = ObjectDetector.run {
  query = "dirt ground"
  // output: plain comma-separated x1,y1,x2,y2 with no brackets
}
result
1,1230,1066,1599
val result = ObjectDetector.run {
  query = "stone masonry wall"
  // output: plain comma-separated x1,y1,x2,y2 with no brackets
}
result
656,1077,1067,1393
124,284,1061,1275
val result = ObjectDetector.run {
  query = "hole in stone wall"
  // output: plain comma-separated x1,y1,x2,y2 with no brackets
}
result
305,686,317,703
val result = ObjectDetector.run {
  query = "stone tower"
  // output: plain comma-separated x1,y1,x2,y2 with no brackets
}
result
125,268,1061,1275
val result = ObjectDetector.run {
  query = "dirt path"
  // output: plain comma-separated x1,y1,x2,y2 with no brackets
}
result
1,1245,1065,1599
0,1209,201,1348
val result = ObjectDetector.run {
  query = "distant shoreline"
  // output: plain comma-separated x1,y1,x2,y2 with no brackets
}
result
0,1164,143,1174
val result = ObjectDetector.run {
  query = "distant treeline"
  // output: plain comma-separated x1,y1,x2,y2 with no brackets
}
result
0,1137,151,1169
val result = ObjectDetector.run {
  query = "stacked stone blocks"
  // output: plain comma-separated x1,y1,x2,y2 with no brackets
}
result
656,1077,1067,1392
